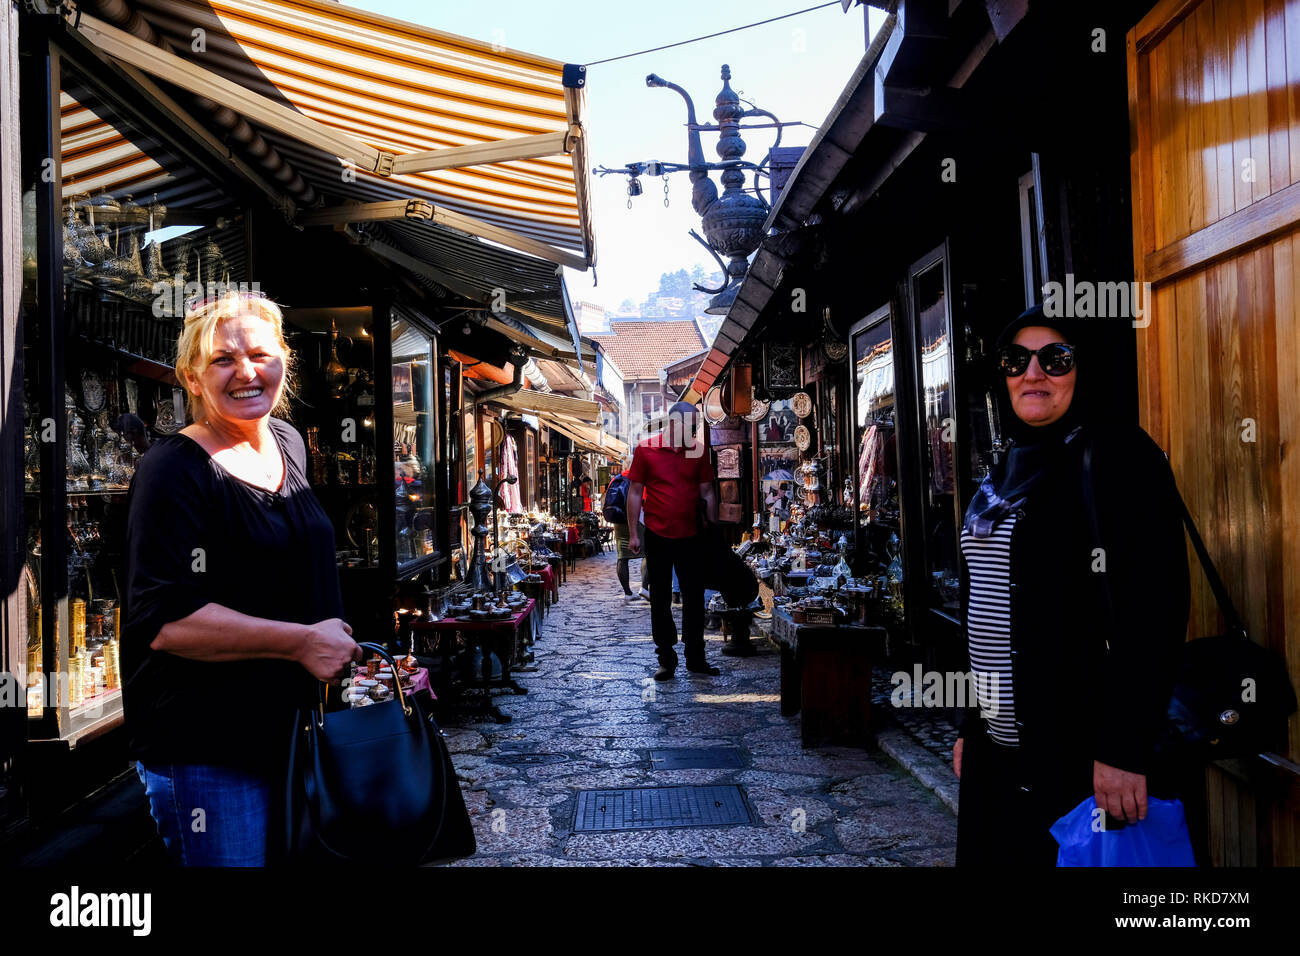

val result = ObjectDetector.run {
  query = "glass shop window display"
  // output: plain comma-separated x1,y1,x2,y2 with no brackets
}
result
21,69,260,742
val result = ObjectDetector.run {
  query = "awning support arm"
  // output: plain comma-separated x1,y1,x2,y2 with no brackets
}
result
299,200,587,271
391,127,580,176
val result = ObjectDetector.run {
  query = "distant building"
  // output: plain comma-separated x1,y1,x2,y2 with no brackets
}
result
573,299,610,335
589,320,706,443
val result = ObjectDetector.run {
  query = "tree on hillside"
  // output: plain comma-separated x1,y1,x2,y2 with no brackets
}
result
657,268,692,300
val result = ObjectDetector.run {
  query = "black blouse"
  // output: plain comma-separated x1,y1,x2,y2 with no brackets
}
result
121,417,345,774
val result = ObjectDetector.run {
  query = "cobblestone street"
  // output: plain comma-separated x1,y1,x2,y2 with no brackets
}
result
442,551,957,866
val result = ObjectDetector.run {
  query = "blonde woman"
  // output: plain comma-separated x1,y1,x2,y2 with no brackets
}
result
122,291,360,867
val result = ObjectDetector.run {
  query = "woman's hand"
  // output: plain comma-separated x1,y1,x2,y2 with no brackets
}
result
952,737,964,780
297,618,362,682
1093,760,1147,823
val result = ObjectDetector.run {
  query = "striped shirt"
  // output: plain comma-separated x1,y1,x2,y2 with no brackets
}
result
960,512,1019,745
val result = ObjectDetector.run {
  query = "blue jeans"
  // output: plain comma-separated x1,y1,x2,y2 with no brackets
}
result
136,762,271,867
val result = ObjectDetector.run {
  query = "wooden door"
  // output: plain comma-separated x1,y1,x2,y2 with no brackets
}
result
1128,0,1300,866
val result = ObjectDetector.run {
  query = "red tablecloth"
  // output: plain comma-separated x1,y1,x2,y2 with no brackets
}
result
535,564,556,600
413,599,535,633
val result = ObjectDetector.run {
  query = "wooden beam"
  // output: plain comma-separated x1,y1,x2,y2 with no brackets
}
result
982,0,1029,42
75,13,389,174
1133,0,1203,52
391,128,575,176
1144,180,1300,285
874,84,971,132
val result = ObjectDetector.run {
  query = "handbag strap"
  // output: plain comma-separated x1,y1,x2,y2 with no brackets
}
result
1082,437,1248,641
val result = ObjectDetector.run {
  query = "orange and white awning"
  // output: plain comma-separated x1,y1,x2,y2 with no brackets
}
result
72,0,595,269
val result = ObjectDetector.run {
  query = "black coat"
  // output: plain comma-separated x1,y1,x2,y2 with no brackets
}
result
958,422,1191,821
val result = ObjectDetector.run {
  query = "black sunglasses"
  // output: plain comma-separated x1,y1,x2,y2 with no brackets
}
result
997,342,1078,377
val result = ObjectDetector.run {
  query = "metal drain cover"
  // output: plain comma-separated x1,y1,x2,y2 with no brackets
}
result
494,752,569,766
649,747,745,770
573,785,751,832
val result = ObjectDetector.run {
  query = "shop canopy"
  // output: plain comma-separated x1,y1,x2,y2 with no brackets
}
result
490,387,600,424
68,0,594,359
542,414,628,459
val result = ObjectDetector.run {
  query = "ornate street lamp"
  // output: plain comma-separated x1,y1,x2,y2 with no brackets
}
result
595,65,794,315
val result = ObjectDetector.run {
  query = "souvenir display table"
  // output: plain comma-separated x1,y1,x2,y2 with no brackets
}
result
769,606,881,748
411,599,535,723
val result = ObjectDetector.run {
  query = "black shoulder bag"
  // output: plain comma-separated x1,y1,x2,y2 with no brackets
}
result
284,643,476,864
1082,443,1297,764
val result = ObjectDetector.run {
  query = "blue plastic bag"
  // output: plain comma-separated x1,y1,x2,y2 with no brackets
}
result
1050,796,1196,866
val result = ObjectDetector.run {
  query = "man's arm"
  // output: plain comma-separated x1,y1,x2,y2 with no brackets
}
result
699,482,719,524
627,482,644,552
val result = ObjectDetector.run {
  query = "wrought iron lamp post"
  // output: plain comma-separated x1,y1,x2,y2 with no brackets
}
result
594,65,793,315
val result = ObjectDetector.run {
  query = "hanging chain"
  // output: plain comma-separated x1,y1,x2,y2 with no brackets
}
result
663,174,670,208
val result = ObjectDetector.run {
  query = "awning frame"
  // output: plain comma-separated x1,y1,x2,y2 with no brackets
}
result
299,198,587,271
350,227,593,368
71,7,595,270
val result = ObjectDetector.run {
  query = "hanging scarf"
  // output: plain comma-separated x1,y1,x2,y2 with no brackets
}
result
964,419,1082,537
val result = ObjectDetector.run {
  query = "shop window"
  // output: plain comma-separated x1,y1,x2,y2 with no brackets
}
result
850,305,904,613
910,252,962,616
23,64,263,743
392,313,437,571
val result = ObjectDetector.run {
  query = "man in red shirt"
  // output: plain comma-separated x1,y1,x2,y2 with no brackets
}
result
627,402,721,680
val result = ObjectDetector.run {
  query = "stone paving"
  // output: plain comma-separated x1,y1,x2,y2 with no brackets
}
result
440,550,957,866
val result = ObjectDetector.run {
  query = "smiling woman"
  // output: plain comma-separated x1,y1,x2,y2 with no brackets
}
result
175,293,296,426
121,291,363,867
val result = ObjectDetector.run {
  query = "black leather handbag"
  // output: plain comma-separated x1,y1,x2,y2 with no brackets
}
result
1083,444,1297,764
284,643,476,864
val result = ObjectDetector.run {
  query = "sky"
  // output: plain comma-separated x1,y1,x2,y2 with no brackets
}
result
363,0,886,314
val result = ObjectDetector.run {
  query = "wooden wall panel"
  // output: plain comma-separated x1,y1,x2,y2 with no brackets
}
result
1130,0,1300,866
1144,0,1300,248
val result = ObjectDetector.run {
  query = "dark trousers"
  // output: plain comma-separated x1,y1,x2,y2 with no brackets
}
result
642,527,706,667
955,731,1062,867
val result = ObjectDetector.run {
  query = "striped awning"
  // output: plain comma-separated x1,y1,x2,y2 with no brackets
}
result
71,0,594,268
59,90,251,283
142,0,588,256
63,0,595,365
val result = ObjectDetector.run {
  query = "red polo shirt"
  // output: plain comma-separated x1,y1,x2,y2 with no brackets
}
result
627,434,714,539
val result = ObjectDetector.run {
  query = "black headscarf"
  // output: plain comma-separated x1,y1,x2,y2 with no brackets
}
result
963,305,1090,537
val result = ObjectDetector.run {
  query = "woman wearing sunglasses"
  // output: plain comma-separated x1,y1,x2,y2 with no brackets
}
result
952,304,1190,866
